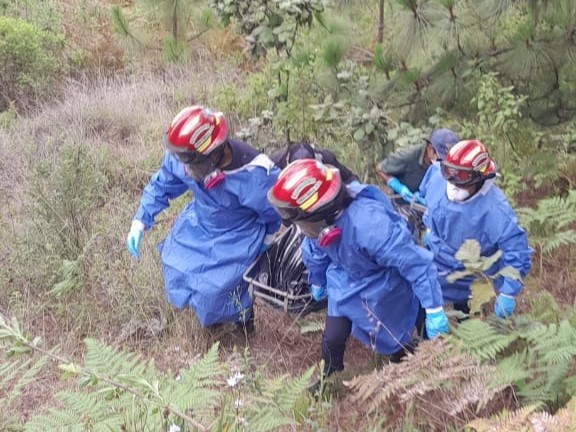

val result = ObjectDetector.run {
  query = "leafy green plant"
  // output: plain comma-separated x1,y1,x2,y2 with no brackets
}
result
453,315,576,408
516,190,576,255
311,62,393,179
29,142,107,261
0,314,316,431
210,0,327,58
468,72,527,164
210,0,328,141
445,239,521,315
0,16,65,112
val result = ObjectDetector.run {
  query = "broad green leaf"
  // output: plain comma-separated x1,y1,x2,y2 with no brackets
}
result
455,239,482,263
446,269,473,283
496,266,521,281
469,280,496,315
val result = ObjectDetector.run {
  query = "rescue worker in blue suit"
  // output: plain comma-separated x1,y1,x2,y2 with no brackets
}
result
126,106,281,331
422,139,532,318
267,159,449,378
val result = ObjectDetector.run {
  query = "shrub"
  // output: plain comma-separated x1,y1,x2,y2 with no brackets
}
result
0,16,65,112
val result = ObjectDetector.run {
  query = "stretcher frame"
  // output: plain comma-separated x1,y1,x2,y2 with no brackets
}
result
243,227,314,313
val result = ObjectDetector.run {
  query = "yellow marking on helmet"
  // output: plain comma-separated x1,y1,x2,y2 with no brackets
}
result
299,192,319,211
326,169,333,181
215,116,220,125
196,137,212,153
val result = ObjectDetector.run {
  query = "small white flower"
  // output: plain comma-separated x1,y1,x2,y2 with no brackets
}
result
234,398,243,408
168,424,181,432
226,371,244,387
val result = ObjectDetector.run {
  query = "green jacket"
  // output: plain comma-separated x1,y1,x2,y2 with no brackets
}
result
378,144,428,192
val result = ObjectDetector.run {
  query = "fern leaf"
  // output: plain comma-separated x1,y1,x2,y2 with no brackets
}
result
452,319,517,360
84,338,153,378
276,367,314,412
247,408,294,431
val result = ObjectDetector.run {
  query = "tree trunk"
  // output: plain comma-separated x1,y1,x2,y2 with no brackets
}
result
171,0,178,42
377,0,384,43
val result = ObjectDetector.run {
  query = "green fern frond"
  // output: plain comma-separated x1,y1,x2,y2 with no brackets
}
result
247,409,294,431
177,343,224,388
452,319,517,360
24,408,85,432
163,343,224,420
275,367,314,412
57,391,125,426
517,191,576,253
84,338,153,378
541,231,576,253
491,351,533,387
464,316,576,405
0,356,48,411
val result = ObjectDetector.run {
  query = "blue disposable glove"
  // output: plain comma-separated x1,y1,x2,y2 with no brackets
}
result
425,307,449,339
126,220,145,259
309,284,327,302
494,293,515,318
387,177,414,203
413,191,426,206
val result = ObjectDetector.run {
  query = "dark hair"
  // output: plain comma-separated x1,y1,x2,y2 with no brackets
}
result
287,142,316,163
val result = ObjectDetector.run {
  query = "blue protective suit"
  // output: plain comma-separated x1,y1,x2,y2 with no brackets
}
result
418,162,440,200
422,168,532,304
301,183,444,355
134,151,281,326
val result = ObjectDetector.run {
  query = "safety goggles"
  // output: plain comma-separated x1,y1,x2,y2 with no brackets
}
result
173,151,209,165
293,219,329,239
272,205,327,223
440,161,481,186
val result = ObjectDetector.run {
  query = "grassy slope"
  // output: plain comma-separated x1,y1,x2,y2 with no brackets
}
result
1,0,576,430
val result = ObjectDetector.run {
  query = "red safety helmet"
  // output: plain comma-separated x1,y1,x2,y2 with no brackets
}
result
440,139,496,186
268,159,343,222
164,106,228,158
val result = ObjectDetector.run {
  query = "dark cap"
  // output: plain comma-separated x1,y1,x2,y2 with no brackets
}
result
427,129,460,159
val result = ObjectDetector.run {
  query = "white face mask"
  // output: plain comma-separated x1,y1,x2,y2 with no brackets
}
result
446,182,470,202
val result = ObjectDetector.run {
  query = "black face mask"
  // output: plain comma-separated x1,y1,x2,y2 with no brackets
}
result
174,147,226,188
183,157,218,182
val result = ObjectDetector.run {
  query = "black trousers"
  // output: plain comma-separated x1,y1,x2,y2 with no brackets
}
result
321,316,415,376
